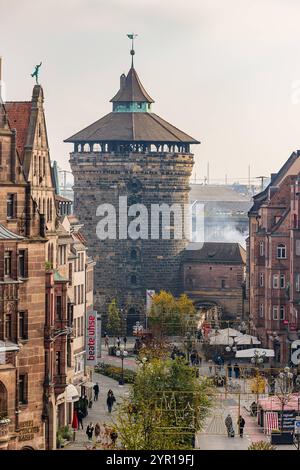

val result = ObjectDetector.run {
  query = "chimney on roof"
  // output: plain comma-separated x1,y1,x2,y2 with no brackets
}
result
120,73,126,90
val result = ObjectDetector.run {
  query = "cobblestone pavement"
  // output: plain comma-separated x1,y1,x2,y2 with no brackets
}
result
65,372,130,450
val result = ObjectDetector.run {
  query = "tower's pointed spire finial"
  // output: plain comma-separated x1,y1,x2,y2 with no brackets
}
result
127,33,138,67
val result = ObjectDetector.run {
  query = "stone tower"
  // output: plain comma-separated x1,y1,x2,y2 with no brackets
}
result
65,53,199,332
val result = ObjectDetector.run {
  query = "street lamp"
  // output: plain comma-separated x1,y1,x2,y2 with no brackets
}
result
116,347,128,386
250,350,266,406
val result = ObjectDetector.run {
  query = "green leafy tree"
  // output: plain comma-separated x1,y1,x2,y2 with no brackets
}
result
114,356,214,449
107,299,121,346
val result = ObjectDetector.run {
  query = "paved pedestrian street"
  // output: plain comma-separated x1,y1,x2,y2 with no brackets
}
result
65,372,130,450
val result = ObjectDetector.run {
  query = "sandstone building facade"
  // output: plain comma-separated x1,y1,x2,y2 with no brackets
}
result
1,75,94,449
0,92,46,450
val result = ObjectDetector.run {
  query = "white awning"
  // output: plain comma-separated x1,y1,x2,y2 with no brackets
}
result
235,335,261,345
235,348,275,358
66,384,80,402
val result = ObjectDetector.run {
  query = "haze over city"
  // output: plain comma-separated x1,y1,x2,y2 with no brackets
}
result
1,0,300,183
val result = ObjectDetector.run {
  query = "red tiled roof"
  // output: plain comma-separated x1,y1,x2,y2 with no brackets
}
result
5,102,31,162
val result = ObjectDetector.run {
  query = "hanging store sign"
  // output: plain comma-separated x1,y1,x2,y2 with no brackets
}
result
86,310,97,365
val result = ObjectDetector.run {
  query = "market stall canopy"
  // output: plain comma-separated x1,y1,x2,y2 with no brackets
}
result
234,335,261,346
66,384,80,403
208,328,243,345
235,348,274,358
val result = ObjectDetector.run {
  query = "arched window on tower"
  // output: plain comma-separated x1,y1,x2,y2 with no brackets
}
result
83,143,90,152
94,143,101,152
130,249,137,260
130,274,137,285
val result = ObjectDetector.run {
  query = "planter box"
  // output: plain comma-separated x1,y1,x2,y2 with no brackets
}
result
271,433,294,445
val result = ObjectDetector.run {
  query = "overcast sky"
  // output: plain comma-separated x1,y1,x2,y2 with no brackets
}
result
1,0,300,183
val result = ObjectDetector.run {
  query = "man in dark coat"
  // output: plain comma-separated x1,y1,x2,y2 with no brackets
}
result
238,415,245,437
93,382,99,401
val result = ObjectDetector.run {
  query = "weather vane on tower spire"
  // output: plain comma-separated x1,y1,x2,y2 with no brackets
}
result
127,33,138,67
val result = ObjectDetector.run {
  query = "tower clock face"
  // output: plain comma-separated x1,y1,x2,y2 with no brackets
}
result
127,178,142,193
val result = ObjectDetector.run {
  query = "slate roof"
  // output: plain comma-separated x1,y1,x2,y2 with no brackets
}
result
65,112,199,144
0,224,24,240
5,101,31,162
110,67,154,103
183,242,246,264
189,184,252,203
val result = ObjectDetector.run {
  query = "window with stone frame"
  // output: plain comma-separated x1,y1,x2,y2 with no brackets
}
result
55,351,61,375
280,305,285,320
18,374,28,405
56,295,62,320
19,311,28,340
272,305,279,320
18,249,28,278
280,274,285,289
259,272,264,287
7,193,17,219
295,273,300,292
277,244,286,259
273,274,279,289
4,251,12,277
5,314,12,340
259,303,264,318
259,240,264,256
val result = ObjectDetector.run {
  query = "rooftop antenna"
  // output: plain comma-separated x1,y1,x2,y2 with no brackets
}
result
127,33,138,67
256,176,268,192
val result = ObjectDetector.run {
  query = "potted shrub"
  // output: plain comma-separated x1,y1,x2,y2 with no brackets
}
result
248,440,276,450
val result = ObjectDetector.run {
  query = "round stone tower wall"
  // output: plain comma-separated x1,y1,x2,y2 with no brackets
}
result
70,150,194,333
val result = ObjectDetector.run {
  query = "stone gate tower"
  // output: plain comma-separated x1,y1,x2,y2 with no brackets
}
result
65,51,199,332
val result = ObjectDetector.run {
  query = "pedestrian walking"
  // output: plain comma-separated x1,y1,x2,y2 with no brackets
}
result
123,336,127,347
93,382,99,401
77,408,84,430
83,394,89,417
225,414,234,438
110,428,118,448
208,359,213,375
107,389,116,413
117,336,121,348
238,415,245,438
86,422,94,441
104,335,109,350
95,422,101,442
